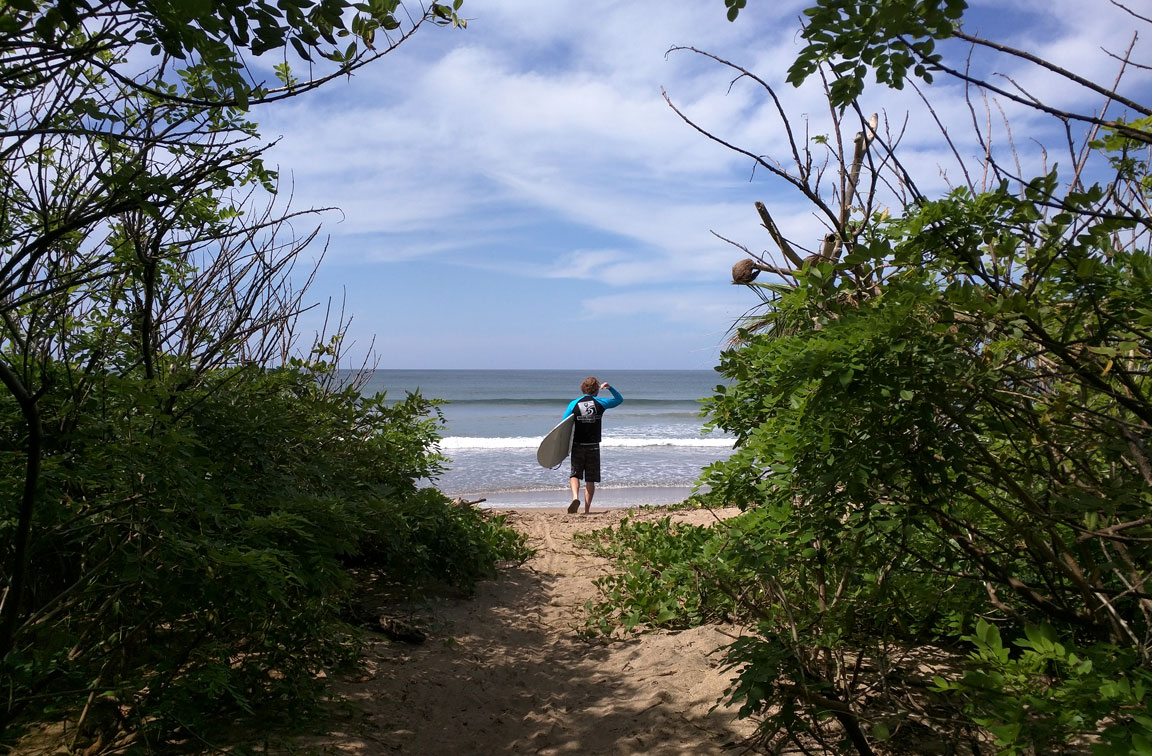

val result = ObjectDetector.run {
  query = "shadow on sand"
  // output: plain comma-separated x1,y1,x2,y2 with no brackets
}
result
308,514,757,755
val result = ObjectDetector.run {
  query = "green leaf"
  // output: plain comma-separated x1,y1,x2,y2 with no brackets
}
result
290,36,313,61
183,0,213,17
989,723,1021,746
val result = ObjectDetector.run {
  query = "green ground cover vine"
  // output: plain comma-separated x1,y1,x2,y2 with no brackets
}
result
579,515,749,634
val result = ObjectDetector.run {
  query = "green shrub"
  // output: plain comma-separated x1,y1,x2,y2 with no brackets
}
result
355,487,533,590
1,360,529,747
587,155,1152,756
580,515,750,633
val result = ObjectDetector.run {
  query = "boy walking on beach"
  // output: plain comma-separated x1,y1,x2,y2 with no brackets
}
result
563,377,623,513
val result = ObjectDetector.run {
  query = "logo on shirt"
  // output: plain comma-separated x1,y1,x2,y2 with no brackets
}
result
577,400,597,419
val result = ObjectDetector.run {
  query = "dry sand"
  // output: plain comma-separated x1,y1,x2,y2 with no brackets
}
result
305,506,760,755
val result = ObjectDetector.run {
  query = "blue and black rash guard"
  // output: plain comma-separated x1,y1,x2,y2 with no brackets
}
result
563,386,623,445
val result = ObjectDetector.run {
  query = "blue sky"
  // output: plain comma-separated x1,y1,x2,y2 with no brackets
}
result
252,0,1148,370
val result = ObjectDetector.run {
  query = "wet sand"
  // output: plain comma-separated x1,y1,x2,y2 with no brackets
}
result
473,485,696,510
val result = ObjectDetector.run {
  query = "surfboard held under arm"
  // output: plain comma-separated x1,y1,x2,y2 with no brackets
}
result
536,414,575,468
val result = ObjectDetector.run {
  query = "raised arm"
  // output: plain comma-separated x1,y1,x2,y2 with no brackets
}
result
598,383,623,409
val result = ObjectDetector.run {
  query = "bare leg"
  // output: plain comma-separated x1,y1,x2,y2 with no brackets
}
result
584,481,595,513
568,477,580,513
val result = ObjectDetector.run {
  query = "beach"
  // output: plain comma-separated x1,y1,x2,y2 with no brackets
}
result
302,505,758,755
472,485,696,510
357,369,734,502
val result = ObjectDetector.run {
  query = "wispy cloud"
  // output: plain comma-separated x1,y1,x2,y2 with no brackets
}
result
255,0,1143,368
581,288,743,323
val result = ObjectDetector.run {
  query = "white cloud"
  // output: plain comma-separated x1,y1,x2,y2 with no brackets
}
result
580,288,744,324
251,0,1146,368
258,3,809,252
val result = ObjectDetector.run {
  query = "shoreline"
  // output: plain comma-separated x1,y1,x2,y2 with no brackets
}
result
467,485,694,510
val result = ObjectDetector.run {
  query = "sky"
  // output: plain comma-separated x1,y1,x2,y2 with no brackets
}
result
250,0,1149,370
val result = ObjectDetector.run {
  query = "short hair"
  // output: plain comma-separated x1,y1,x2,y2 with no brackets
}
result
580,376,599,395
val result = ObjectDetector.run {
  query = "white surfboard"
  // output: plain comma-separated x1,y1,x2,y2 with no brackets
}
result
536,414,575,468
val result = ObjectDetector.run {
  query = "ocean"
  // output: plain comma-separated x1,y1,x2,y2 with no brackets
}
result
355,369,734,509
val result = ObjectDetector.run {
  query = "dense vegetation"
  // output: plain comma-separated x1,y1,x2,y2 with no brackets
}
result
0,0,530,750
587,2,1151,754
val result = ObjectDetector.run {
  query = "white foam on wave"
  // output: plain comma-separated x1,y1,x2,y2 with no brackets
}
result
437,436,734,451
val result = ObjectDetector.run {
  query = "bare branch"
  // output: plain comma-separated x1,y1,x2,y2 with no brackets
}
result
951,29,1151,118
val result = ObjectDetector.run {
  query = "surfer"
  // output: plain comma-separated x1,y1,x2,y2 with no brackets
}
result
563,377,623,513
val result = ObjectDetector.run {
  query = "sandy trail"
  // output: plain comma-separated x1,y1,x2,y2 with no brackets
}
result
305,507,758,755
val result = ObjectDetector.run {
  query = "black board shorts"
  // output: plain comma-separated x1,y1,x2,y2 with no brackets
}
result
570,443,601,482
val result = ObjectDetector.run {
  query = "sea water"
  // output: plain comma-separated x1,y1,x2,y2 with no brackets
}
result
355,369,734,508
